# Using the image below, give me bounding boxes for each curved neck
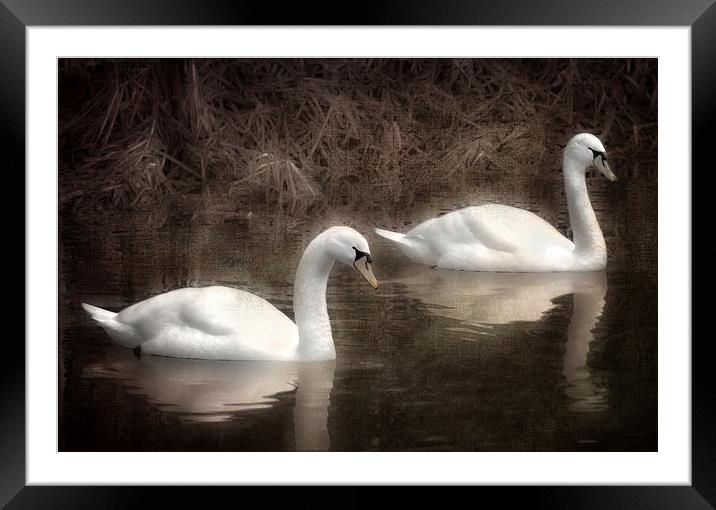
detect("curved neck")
[293,237,336,360]
[563,154,606,256]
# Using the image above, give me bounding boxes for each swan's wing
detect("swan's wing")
[410,204,572,253]
[117,286,297,347]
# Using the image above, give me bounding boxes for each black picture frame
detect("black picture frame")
[6,0,708,507]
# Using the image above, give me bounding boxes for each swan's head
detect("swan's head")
[565,133,617,182]
[321,226,378,289]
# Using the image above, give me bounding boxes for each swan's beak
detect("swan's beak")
[354,257,378,289]
[594,155,617,182]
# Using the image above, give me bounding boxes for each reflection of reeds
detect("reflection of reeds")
[59,58,657,224]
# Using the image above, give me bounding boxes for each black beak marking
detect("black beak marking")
[588,147,607,162]
[353,247,373,264]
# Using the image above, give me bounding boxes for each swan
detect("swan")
[81,226,378,361]
[375,133,617,272]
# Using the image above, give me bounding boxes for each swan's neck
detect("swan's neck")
[563,155,606,258]
[293,238,336,360]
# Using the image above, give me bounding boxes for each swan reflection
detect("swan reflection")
[83,349,334,450]
[389,267,608,412]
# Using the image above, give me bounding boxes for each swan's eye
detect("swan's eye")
[588,147,605,160]
[352,247,373,264]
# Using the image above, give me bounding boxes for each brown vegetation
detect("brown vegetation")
[59,58,657,225]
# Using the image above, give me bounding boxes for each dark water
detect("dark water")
[59,181,657,452]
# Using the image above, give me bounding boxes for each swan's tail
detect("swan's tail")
[374,228,407,244]
[82,303,117,322]
[82,303,141,348]
[374,228,431,264]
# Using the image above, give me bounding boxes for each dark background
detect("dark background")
[58,58,657,274]
[56,58,658,455]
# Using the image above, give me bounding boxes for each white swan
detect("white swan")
[82,226,378,361]
[375,133,617,272]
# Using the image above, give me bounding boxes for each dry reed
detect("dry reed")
[59,58,657,225]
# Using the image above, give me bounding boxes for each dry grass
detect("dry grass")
[59,58,657,225]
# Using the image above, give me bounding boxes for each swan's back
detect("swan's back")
[410,204,573,253]
[116,286,299,360]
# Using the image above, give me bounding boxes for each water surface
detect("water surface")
[59,209,657,451]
